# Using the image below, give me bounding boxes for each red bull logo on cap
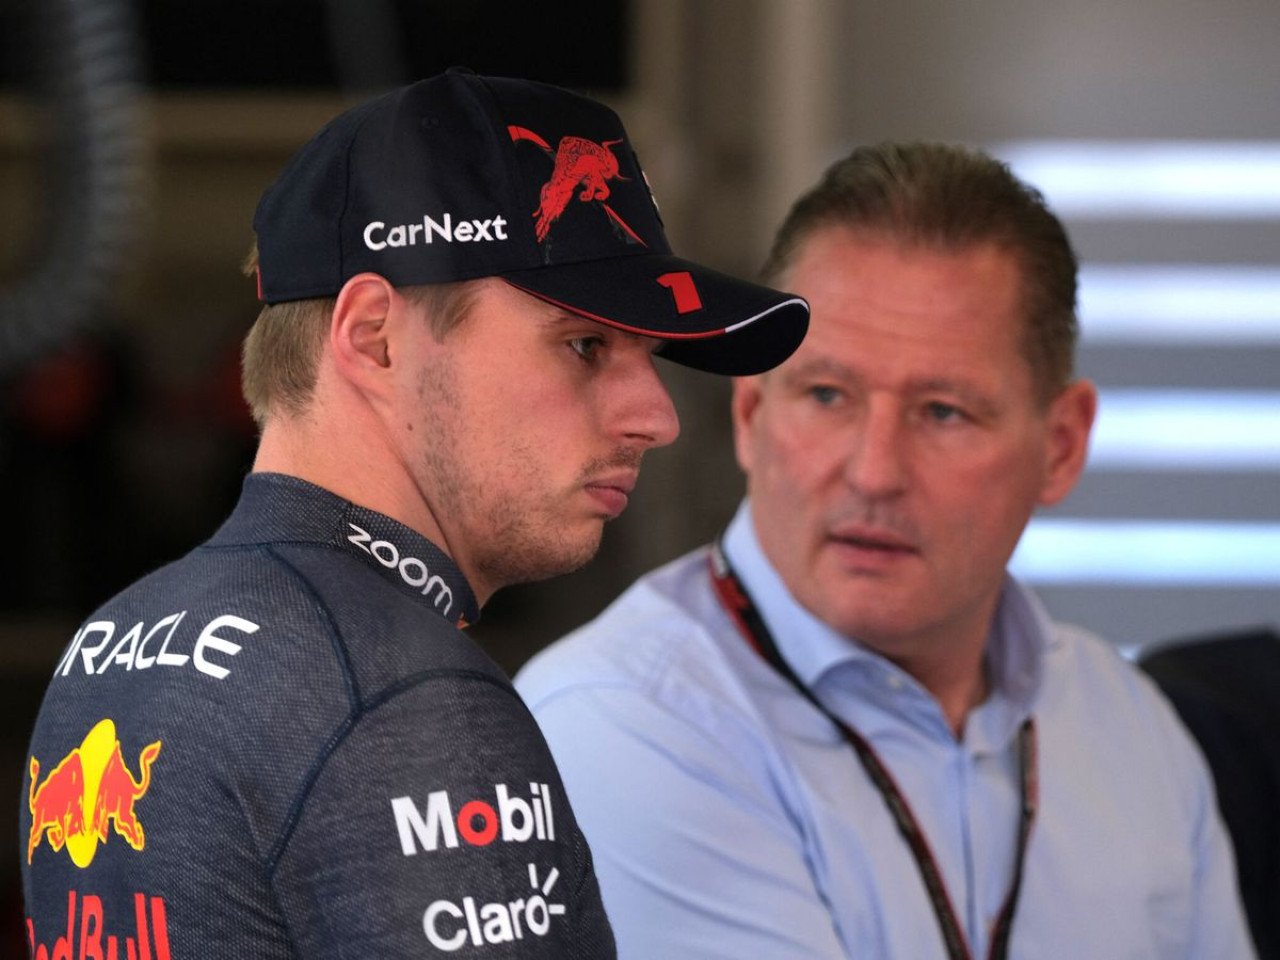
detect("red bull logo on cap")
[509,126,644,245]
[28,718,162,868]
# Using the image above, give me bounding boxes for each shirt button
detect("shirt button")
[886,674,904,690]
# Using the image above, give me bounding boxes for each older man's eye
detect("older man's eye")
[809,385,840,405]
[926,401,966,423]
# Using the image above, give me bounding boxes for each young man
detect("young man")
[518,142,1256,959]
[20,70,808,959]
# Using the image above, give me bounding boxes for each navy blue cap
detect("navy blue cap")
[252,69,808,376]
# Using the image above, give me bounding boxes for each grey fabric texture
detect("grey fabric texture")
[22,473,615,959]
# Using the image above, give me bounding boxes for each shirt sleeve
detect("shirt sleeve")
[268,673,616,959]
[526,683,850,960]
[1187,804,1260,960]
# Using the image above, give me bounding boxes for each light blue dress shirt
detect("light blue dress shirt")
[517,502,1255,959]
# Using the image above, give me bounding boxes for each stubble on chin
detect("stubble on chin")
[474,446,644,590]
[415,355,644,591]
[474,512,603,589]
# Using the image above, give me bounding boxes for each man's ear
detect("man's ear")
[329,273,395,391]
[1038,378,1098,507]
[730,375,765,475]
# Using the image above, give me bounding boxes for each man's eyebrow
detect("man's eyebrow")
[544,310,610,329]
[908,377,1002,413]
[543,312,666,350]
[781,357,858,382]
[535,310,599,334]
[778,362,1002,409]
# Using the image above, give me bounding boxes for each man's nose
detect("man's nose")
[618,353,680,450]
[843,402,907,497]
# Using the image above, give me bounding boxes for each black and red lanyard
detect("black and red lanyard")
[708,540,1038,960]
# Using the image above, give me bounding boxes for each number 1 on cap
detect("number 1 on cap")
[657,272,704,314]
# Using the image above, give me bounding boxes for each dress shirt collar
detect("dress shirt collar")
[721,500,1051,742]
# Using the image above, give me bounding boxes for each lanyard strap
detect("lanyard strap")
[708,541,1037,960]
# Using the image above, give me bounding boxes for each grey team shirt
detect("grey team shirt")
[21,473,615,959]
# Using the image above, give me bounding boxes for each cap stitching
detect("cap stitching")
[465,74,537,251]
[334,95,390,293]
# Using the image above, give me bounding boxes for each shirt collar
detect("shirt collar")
[209,473,481,628]
[721,500,1048,727]
[722,500,866,687]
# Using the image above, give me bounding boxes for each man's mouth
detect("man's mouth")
[583,472,637,519]
[827,526,918,560]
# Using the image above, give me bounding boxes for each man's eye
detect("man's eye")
[926,401,965,423]
[569,337,604,362]
[809,385,840,405]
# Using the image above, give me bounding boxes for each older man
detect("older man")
[518,142,1255,959]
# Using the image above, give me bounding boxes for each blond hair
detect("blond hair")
[239,241,475,428]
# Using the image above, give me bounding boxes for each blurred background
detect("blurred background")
[1,0,1277,953]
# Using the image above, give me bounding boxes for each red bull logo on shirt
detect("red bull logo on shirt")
[27,891,171,960]
[28,719,162,867]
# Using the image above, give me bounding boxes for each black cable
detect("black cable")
[0,0,149,376]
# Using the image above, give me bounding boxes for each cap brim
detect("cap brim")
[499,253,809,376]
